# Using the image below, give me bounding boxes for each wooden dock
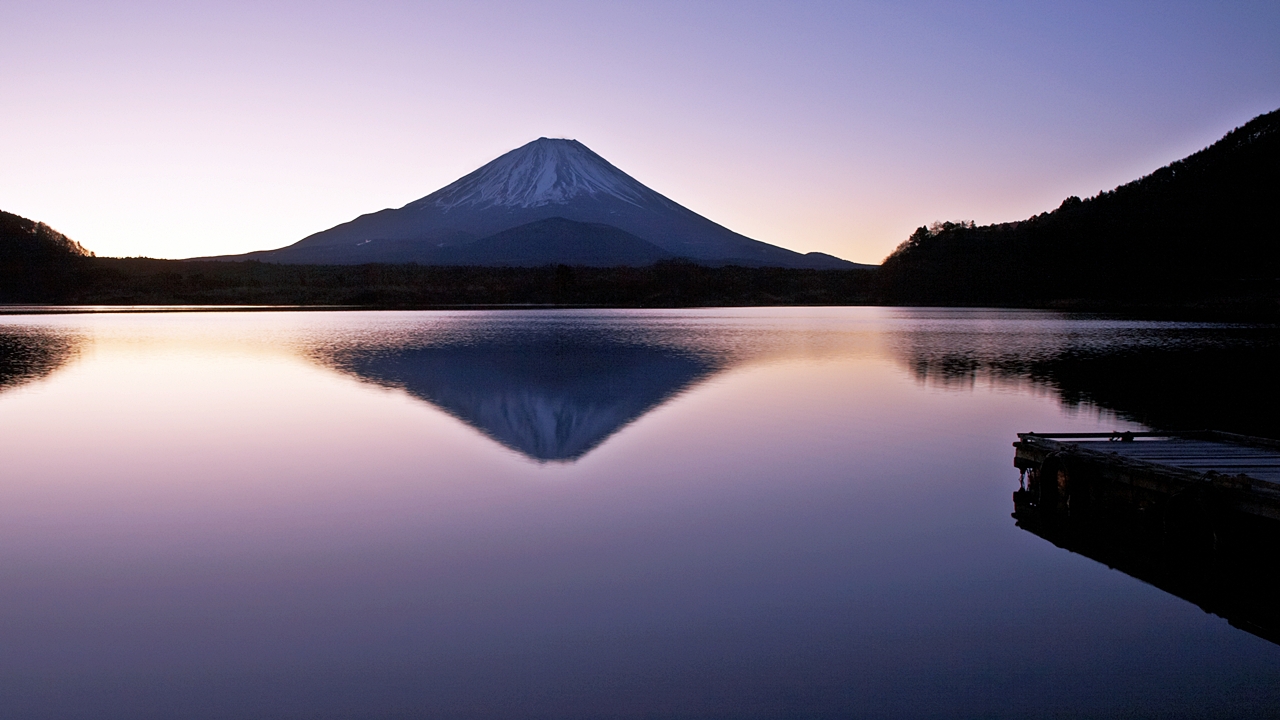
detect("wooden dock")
[1012,430,1280,645]
[1014,431,1280,522]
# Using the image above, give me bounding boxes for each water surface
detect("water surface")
[1,308,1277,718]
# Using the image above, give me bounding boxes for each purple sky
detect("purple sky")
[2,1,1277,264]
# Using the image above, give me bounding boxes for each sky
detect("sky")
[1,1,1278,264]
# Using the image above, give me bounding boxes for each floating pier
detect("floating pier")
[1012,430,1280,644]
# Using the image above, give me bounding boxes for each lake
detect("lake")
[1,307,1278,718]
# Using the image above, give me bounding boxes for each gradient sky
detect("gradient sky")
[2,1,1278,264]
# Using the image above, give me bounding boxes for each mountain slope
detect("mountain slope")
[439,217,672,267]
[878,108,1280,305]
[221,138,861,269]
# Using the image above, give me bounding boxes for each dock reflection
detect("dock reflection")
[1012,477,1280,646]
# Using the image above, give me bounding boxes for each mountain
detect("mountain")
[215,138,863,269]
[877,107,1280,306]
[404,217,672,267]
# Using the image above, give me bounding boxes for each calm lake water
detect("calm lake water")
[1,307,1278,719]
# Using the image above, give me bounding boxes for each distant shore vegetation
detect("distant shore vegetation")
[0,256,878,309]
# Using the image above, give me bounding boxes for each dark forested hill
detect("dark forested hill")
[878,108,1280,308]
[0,210,91,261]
[1,210,95,302]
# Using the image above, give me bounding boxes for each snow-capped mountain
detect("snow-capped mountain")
[216,138,864,269]
[417,138,656,210]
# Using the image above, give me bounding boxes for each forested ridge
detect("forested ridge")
[0,255,875,307]
[0,210,92,260]
[877,108,1280,309]
[0,210,97,301]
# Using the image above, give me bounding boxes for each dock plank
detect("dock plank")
[1015,431,1280,523]
[1016,431,1280,493]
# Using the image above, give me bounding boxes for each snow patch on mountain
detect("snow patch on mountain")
[408,138,655,210]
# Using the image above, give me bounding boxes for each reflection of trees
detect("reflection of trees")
[892,323,1280,438]
[0,325,82,393]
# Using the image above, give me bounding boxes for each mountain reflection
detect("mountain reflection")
[0,325,81,393]
[889,314,1280,438]
[312,319,732,461]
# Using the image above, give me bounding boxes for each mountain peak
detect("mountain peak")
[409,137,654,211]
[219,137,862,269]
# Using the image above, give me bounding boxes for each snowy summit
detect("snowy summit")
[416,138,655,210]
